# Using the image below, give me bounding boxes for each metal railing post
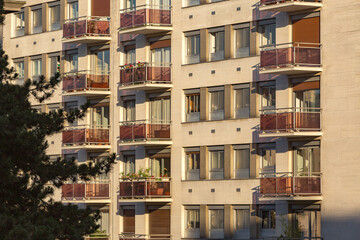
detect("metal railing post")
[293,43,296,66]
[293,107,296,131]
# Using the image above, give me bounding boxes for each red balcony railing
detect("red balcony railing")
[62,181,110,200]
[119,234,171,240]
[62,125,110,145]
[120,63,171,86]
[120,5,171,29]
[260,42,321,70]
[84,237,109,240]
[260,0,322,6]
[119,178,171,198]
[63,71,109,93]
[63,16,110,39]
[260,108,321,133]
[119,120,171,141]
[260,172,321,197]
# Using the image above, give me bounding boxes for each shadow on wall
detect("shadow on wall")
[322,214,360,240]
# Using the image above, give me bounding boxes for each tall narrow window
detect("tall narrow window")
[90,103,110,128]
[14,61,24,84]
[185,150,200,180]
[185,91,200,122]
[67,53,78,72]
[65,101,78,126]
[32,8,42,34]
[261,209,276,229]
[293,142,320,177]
[260,84,276,111]
[184,207,200,238]
[123,99,136,122]
[31,58,42,80]
[209,28,225,61]
[126,0,136,9]
[68,1,79,19]
[89,153,110,181]
[97,209,110,235]
[234,24,250,58]
[49,5,60,31]
[234,207,250,239]
[93,49,110,74]
[149,95,171,123]
[259,22,276,46]
[234,146,250,179]
[234,85,250,118]
[209,208,224,239]
[151,46,171,66]
[50,56,60,77]
[185,32,200,64]
[14,12,25,37]
[259,146,276,174]
[150,156,170,177]
[122,207,135,234]
[209,89,224,120]
[125,48,136,64]
[209,148,224,180]
[123,154,135,175]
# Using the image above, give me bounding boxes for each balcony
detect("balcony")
[119,178,171,201]
[119,63,172,90]
[62,71,110,96]
[260,42,322,75]
[119,120,171,146]
[84,237,109,240]
[63,16,111,43]
[119,234,171,240]
[260,108,321,138]
[62,181,110,203]
[62,125,111,149]
[260,172,322,201]
[119,5,172,34]
[259,0,322,13]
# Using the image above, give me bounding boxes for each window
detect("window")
[65,101,78,126]
[32,8,42,34]
[47,103,60,113]
[261,209,276,229]
[125,48,136,64]
[122,206,135,234]
[294,89,320,110]
[14,61,24,84]
[259,23,276,46]
[185,0,200,7]
[184,207,200,238]
[123,99,135,122]
[150,157,170,177]
[185,32,200,64]
[89,153,109,181]
[209,208,224,239]
[126,0,136,9]
[90,104,109,128]
[259,146,276,174]
[93,49,110,74]
[234,25,250,58]
[97,210,110,235]
[209,29,225,61]
[294,209,321,238]
[185,150,200,180]
[151,46,171,65]
[67,53,78,72]
[294,142,320,177]
[14,12,25,37]
[123,154,135,175]
[234,85,250,118]
[64,153,78,162]
[209,89,224,120]
[31,58,42,80]
[260,84,276,111]
[49,55,60,77]
[49,5,60,31]
[149,95,171,123]
[234,146,250,179]
[209,148,224,180]
[234,207,250,239]
[68,1,79,19]
[185,91,200,122]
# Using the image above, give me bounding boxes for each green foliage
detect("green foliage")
[279,215,303,239]
[0,46,115,239]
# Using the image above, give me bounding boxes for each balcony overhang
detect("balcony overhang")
[62,144,111,150]
[118,198,172,203]
[119,83,172,91]
[62,90,111,97]
[61,198,111,204]
[118,140,172,146]
[62,36,111,44]
[119,25,172,35]
[259,66,323,75]
[259,2,322,13]
[4,0,26,13]
[259,195,323,201]
[259,131,322,138]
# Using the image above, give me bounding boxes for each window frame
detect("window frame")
[14,11,25,37]
[49,4,60,31]
[209,148,224,180]
[185,150,200,180]
[209,88,224,120]
[234,84,250,119]
[208,28,225,61]
[233,145,250,179]
[185,31,200,64]
[31,7,43,34]
[185,91,200,122]
[233,24,250,58]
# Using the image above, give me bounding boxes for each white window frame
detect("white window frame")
[31,6,42,34]
[233,145,250,179]
[233,23,250,58]
[208,27,225,61]
[14,11,25,37]
[185,148,200,180]
[209,146,224,180]
[209,207,224,239]
[209,87,224,120]
[49,3,60,31]
[233,206,250,239]
[184,206,200,238]
[185,31,200,64]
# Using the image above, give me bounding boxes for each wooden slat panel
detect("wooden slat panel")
[149,208,170,234]
[293,81,320,91]
[292,17,320,44]
[123,209,135,233]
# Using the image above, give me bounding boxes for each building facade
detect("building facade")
[2,0,360,239]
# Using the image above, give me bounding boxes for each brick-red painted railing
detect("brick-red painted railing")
[62,126,110,145]
[62,182,110,199]
[63,71,109,92]
[63,16,110,39]
[260,0,322,5]
[119,178,171,198]
[120,63,171,86]
[119,120,171,141]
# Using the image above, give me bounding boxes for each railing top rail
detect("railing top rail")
[119,177,172,181]
[119,233,172,239]
[64,16,111,23]
[260,107,322,113]
[260,172,322,177]
[65,180,111,184]
[120,4,172,12]
[120,62,172,69]
[64,124,110,130]
[119,120,172,125]
[63,70,110,76]
[261,0,322,5]
[260,42,322,50]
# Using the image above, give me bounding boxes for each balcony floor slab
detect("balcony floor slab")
[118,140,172,146]
[259,131,322,138]
[62,144,112,150]
[259,2,322,12]
[62,36,111,44]
[62,90,111,97]
[61,199,112,204]
[119,26,172,35]
[259,196,322,201]
[118,198,172,203]
[119,83,172,91]
[259,66,323,75]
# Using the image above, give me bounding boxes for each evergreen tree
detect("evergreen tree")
[0,23,115,240]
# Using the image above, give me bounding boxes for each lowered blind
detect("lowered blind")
[150,40,171,50]
[149,208,170,235]
[123,209,135,233]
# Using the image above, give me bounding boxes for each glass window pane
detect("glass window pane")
[186,209,200,229]
[235,88,250,118]
[68,2,79,19]
[235,209,250,230]
[32,9,42,34]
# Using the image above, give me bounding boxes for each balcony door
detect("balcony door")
[293,80,320,112]
[90,101,109,128]
[149,95,171,123]
[151,40,171,66]
[294,143,320,177]
[294,209,321,239]
[89,152,109,181]
[92,49,110,75]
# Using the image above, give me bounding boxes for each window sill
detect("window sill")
[181,55,259,66]
[10,29,62,39]
[181,178,258,182]
[181,117,259,124]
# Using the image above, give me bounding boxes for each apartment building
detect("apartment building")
[2,0,360,239]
